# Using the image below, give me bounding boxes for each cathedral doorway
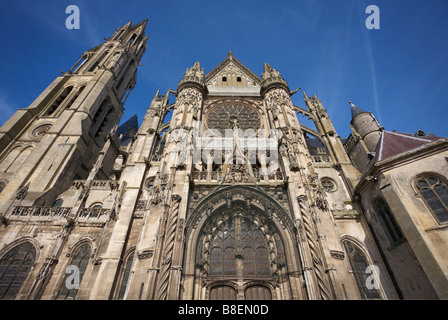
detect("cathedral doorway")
[182,186,305,300]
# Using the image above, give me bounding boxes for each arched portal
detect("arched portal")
[182,186,306,300]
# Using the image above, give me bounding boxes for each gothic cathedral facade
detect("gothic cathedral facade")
[0,21,447,300]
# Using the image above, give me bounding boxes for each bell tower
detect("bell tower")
[0,19,149,214]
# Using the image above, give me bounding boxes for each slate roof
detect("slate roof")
[117,114,138,146]
[370,131,446,164]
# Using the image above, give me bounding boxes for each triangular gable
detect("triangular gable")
[205,52,262,96]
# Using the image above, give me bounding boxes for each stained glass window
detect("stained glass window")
[56,243,91,300]
[415,175,448,223]
[208,217,270,277]
[117,251,134,300]
[0,242,36,300]
[343,240,381,300]
[207,105,261,131]
[374,198,404,244]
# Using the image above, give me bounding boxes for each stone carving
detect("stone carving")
[261,63,282,80]
[176,87,202,113]
[15,183,30,200]
[223,164,251,184]
[297,195,332,300]
[154,194,182,300]
[32,125,52,138]
[150,185,165,205]
[137,249,154,259]
[330,250,345,260]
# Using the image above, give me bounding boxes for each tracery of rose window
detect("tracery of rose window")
[206,105,261,131]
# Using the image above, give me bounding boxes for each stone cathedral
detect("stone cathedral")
[0,20,447,301]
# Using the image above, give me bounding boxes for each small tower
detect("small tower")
[349,101,382,152]
[343,101,383,173]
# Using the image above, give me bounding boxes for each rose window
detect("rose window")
[206,105,261,131]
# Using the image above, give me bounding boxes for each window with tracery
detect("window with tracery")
[321,178,336,193]
[116,251,134,300]
[374,198,404,244]
[209,216,271,277]
[207,105,261,132]
[415,174,448,223]
[343,240,381,300]
[0,242,36,300]
[56,243,91,300]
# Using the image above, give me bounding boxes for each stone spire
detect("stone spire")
[260,62,289,95]
[177,61,207,94]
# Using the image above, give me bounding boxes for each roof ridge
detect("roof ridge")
[386,130,442,142]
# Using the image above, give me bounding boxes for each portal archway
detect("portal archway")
[182,186,305,300]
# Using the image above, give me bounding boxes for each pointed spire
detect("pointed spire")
[178,61,207,93]
[260,62,289,95]
[303,90,308,99]
[350,101,367,119]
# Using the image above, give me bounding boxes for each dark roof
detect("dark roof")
[117,114,138,146]
[350,102,367,119]
[371,131,446,164]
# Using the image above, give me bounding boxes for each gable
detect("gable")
[205,52,261,96]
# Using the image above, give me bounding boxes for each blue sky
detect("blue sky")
[0,0,447,139]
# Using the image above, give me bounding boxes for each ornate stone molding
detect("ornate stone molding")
[330,250,345,260]
[137,249,154,260]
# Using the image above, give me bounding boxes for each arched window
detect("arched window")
[374,198,404,244]
[46,86,73,116]
[116,250,134,300]
[91,99,112,137]
[129,34,137,44]
[415,174,448,223]
[113,29,125,41]
[342,240,381,300]
[88,50,109,72]
[209,217,271,277]
[0,242,36,300]
[64,86,85,109]
[56,243,91,300]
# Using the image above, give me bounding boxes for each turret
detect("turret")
[350,101,382,152]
